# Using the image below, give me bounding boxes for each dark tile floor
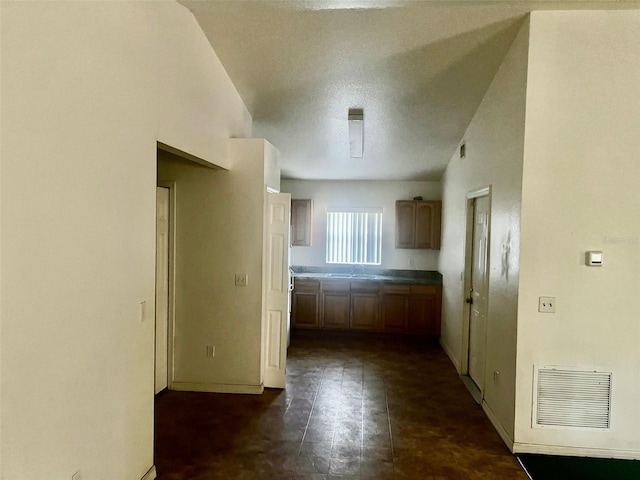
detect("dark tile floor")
[155,334,528,479]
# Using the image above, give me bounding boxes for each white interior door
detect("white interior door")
[468,194,490,390]
[263,192,291,389]
[155,187,170,394]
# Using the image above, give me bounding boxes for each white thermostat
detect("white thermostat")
[585,251,603,266]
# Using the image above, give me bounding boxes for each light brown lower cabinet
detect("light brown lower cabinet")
[408,285,441,335]
[350,281,380,330]
[380,284,410,332]
[320,280,350,330]
[292,277,441,336]
[291,279,320,329]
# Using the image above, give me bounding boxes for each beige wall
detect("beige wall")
[438,19,529,442]
[514,10,640,457]
[0,1,250,478]
[158,139,274,393]
[281,180,441,270]
[264,142,282,193]
[441,9,640,459]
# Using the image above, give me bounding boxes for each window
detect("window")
[326,207,382,265]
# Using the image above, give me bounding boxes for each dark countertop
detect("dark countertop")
[292,266,442,285]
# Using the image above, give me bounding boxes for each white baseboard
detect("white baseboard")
[439,338,461,373]
[172,382,264,395]
[482,400,514,451]
[141,465,156,480]
[512,442,640,461]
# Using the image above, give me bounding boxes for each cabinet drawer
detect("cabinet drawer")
[350,281,380,293]
[410,285,438,295]
[294,279,320,292]
[381,284,410,295]
[321,280,351,292]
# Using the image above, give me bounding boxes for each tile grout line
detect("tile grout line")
[324,360,345,476]
[384,370,397,479]
[360,357,365,478]
[297,362,323,458]
[328,362,339,466]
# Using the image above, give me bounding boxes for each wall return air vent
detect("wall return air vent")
[533,367,612,430]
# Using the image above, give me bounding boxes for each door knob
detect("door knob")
[465,297,473,304]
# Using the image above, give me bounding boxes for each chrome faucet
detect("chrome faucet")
[350,264,365,276]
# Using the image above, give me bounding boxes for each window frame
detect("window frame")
[325,207,383,265]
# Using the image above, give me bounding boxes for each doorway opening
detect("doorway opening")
[460,186,491,404]
[155,183,175,394]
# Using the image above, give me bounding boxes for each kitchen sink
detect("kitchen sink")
[326,273,378,279]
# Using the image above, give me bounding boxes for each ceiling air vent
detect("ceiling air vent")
[533,367,612,430]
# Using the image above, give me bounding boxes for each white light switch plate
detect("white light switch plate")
[235,274,248,286]
[538,296,556,313]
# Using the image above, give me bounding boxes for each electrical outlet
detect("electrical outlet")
[538,296,556,313]
[235,274,248,286]
[206,345,215,358]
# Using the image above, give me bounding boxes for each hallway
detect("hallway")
[155,334,528,479]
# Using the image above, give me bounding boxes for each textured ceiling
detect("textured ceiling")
[180,0,639,181]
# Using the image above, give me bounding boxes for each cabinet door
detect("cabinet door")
[351,293,379,331]
[395,201,416,248]
[380,285,410,332]
[415,201,441,250]
[408,285,441,335]
[292,280,320,329]
[321,281,350,330]
[291,199,313,246]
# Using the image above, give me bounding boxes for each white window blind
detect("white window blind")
[326,208,382,265]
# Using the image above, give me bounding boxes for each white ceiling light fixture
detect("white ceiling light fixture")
[299,0,405,11]
[348,108,364,158]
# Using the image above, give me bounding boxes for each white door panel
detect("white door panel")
[263,192,291,388]
[468,195,490,390]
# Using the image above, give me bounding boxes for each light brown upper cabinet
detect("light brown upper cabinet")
[395,200,442,250]
[291,199,313,246]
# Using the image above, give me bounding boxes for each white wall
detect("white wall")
[0,1,250,478]
[158,139,274,393]
[438,19,529,442]
[281,180,441,270]
[264,141,281,193]
[514,10,640,457]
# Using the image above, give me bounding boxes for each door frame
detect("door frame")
[460,186,492,396]
[157,181,177,391]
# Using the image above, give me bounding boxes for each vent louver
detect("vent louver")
[534,367,612,430]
